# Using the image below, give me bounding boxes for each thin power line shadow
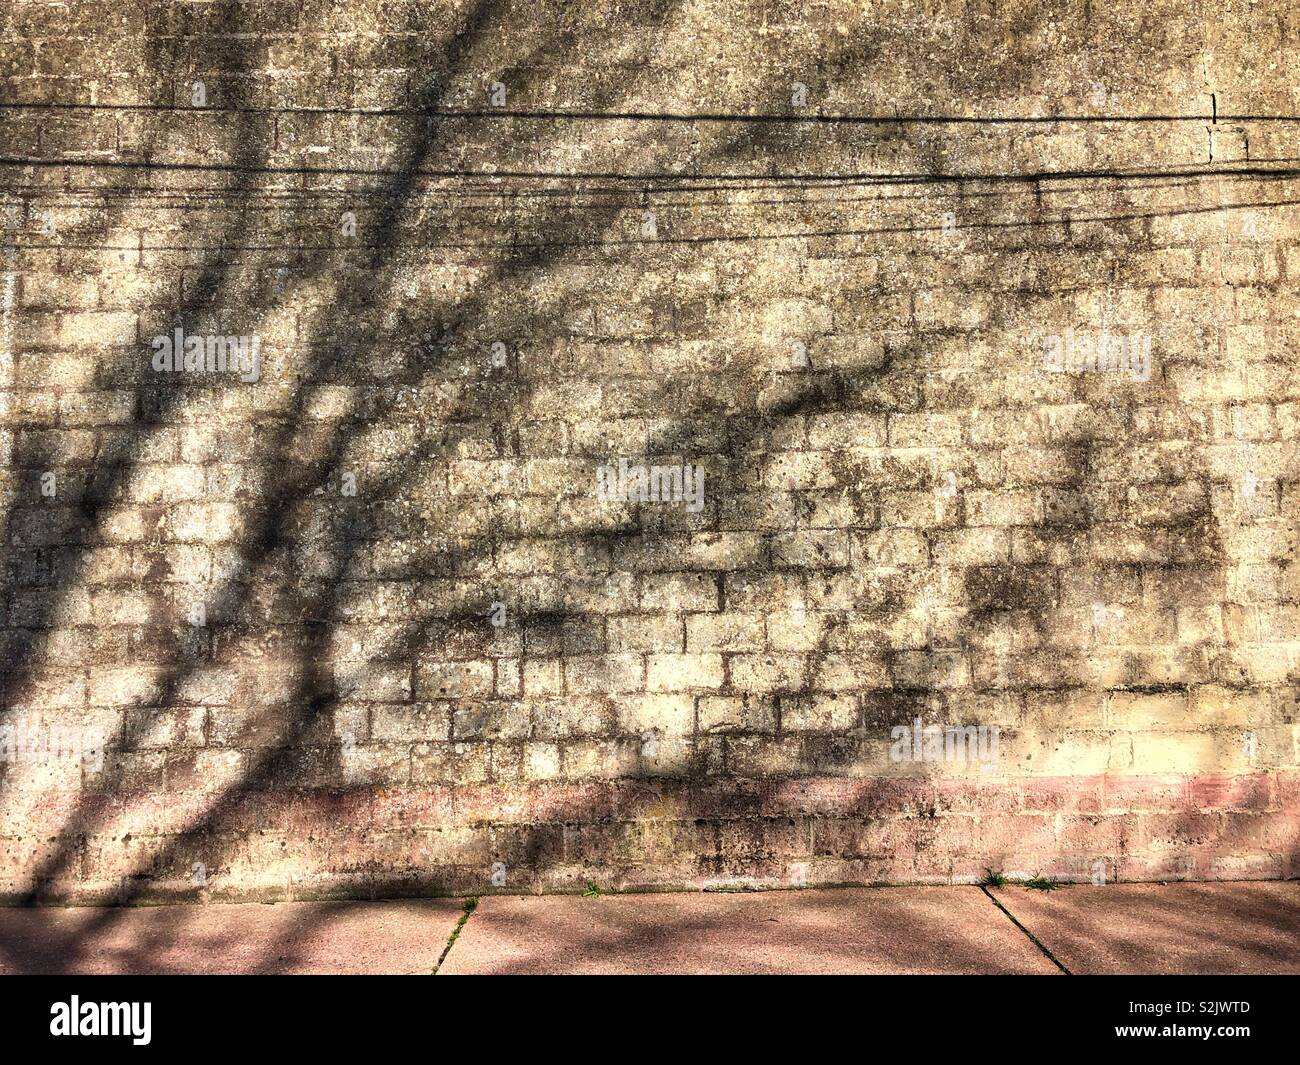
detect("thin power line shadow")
[5,155,1300,188]
[0,174,1240,212]
[10,193,1296,254]
[4,101,1300,125]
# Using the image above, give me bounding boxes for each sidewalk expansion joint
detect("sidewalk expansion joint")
[980,886,1072,975]
[432,897,479,974]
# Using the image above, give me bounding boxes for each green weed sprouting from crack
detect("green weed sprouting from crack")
[432,897,479,974]
[581,881,602,897]
[1023,875,1058,892]
[980,869,1007,888]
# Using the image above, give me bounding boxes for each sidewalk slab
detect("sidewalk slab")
[991,882,1300,975]
[0,899,466,975]
[438,887,1060,974]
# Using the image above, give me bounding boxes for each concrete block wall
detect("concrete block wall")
[0,0,1297,901]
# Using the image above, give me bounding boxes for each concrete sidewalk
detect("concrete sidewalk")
[1,882,1296,975]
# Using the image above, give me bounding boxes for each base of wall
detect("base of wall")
[4,770,1297,904]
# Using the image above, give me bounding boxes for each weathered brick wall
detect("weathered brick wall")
[1,0,1297,902]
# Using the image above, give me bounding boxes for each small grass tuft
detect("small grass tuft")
[980,869,1007,888]
[432,897,478,974]
[1024,875,1058,892]
[581,881,602,897]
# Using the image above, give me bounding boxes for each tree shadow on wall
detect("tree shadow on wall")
[0,0,1297,974]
